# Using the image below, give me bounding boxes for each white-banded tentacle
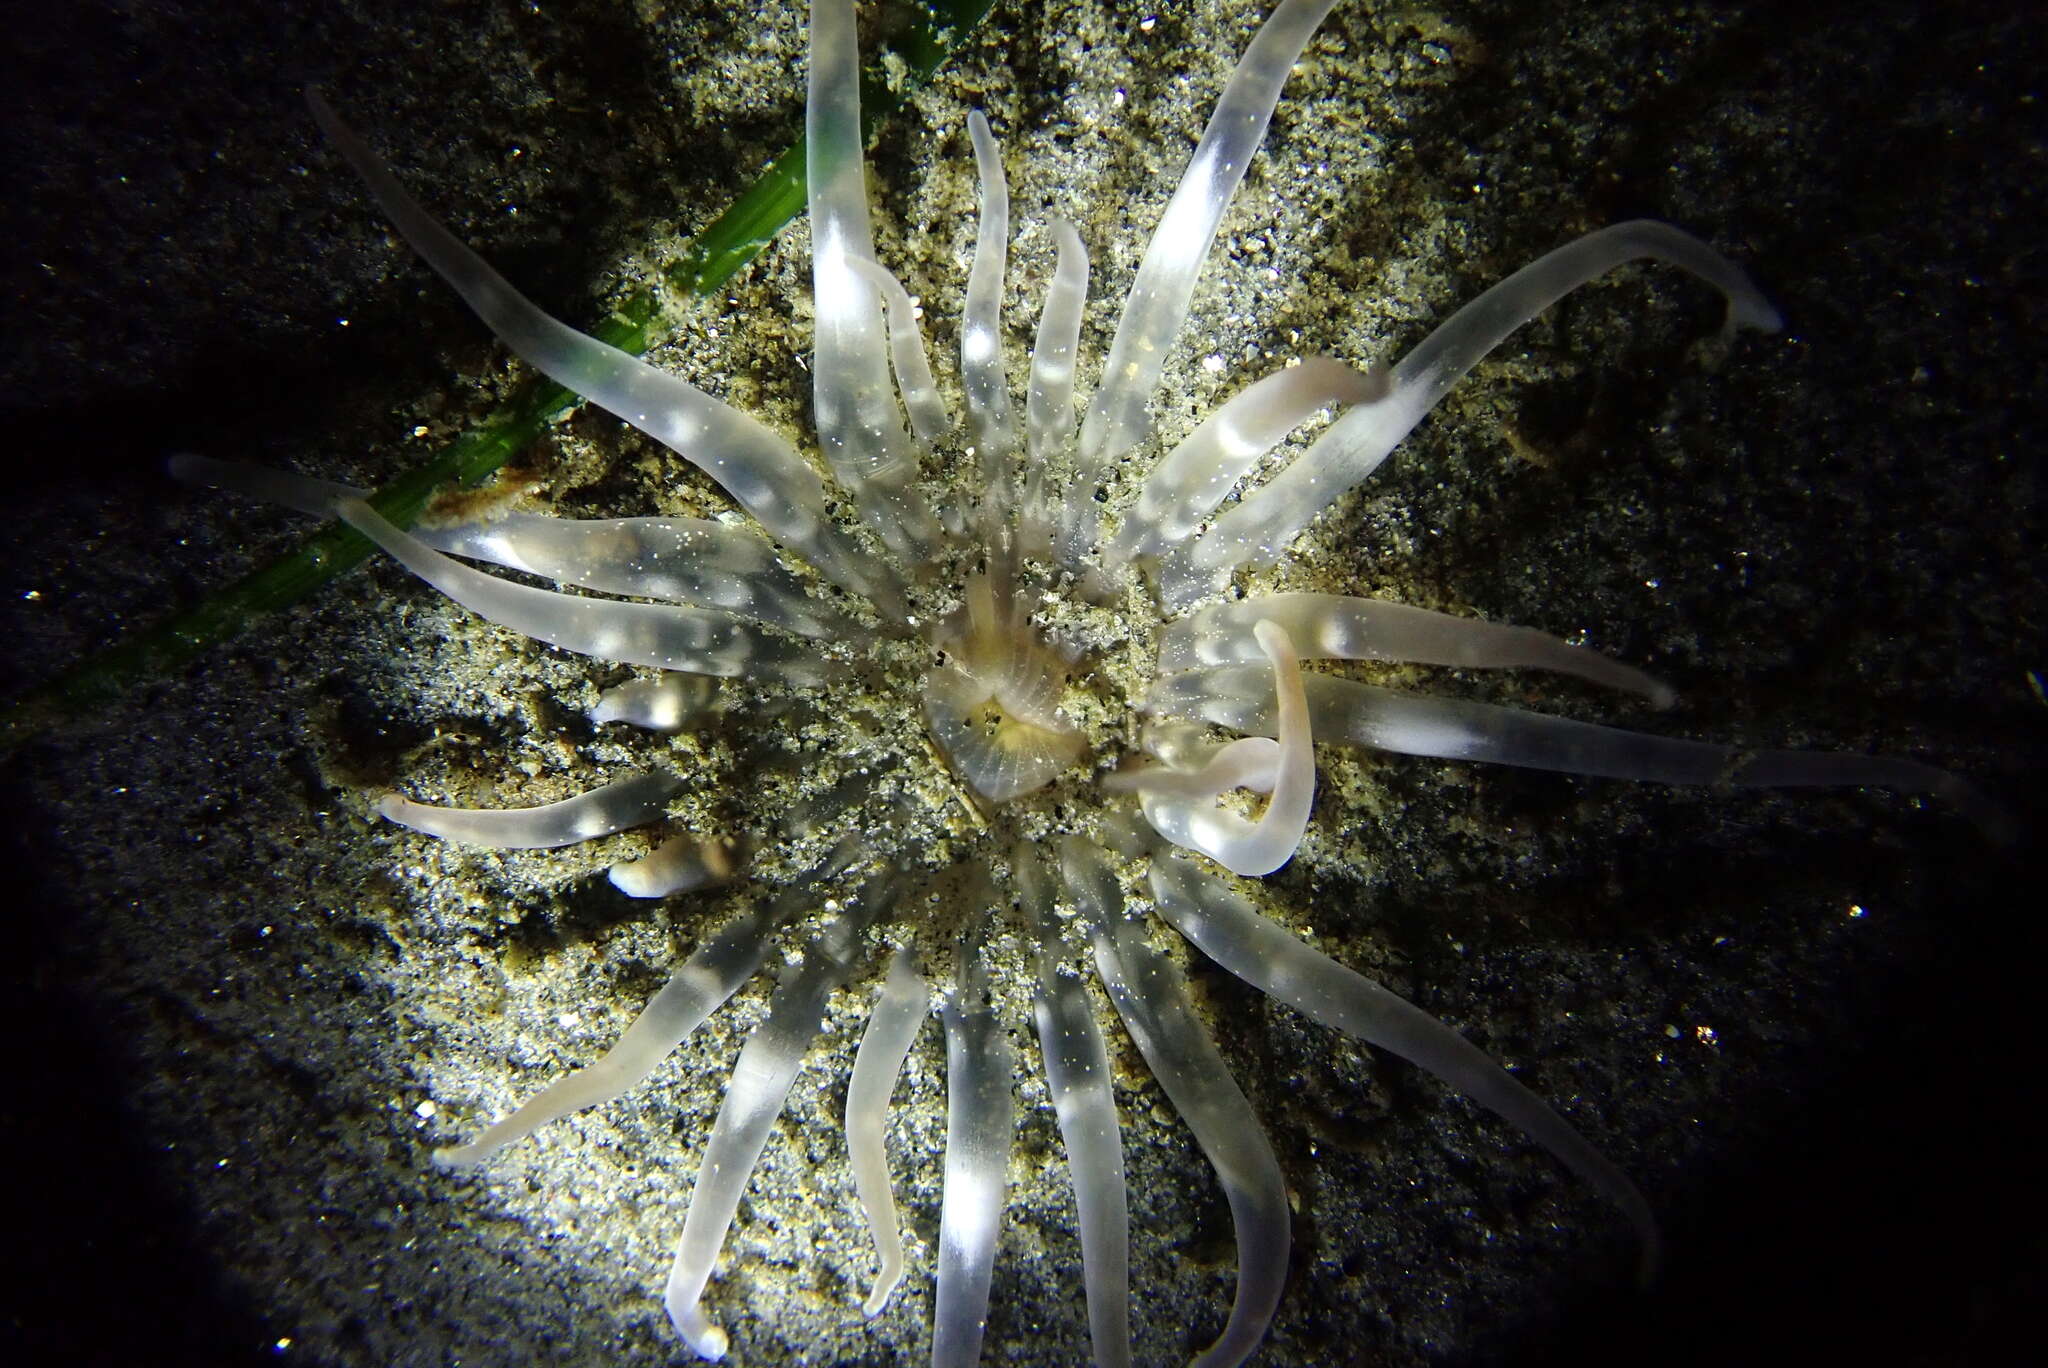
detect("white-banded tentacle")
[170,455,846,640]
[1109,357,1385,563]
[430,516,845,640]
[963,110,1020,494]
[303,93,897,615]
[1153,666,2010,837]
[934,924,1015,1368]
[1061,839,1287,1368]
[1017,847,1131,1368]
[845,942,930,1318]
[1171,221,1783,604]
[1071,0,1345,560]
[333,497,834,684]
[1150,854,1661,1282]
[806,0,937,562]
[376,770,680,850]
[1160,592,1675,707]
[846,255,951,443]
[432,888,791,1168]
[1025,219,1089,467]
[664,873,892,1360]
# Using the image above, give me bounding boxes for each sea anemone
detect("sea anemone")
[164,0,2008,1362]
[16,2,2031,1368]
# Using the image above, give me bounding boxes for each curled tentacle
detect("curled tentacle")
[1122,620,1314,875]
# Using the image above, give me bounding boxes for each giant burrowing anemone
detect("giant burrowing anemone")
[176,0,2003,1363]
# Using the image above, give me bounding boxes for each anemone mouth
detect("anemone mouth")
[922,571,1091,803]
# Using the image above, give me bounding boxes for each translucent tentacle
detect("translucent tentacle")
[1076,0,1344,489]
[1154,666,2007,835]
[167,451,389,523]
[433,889,785,1167]
[806,0,936,560]
[170,454,847,640]
[1109,358,1386,563]
[1018,848,1131,1368]
[333,497,833,683]
[933,931,1016,1368]
[1159,592,1675,707]
[846,943,931,1317]
[1105,735,1280,802]
[847,256,951,443]
[1149,855,1661,1283]
[1172,221,1782,602]
[376,770,681,850]
[609,834,734,899]
[664,876,890,1360]
[963,110,1020,489]
[1026,219,1090,466]
[591,673,718,732]
[304,92,896,612]
[430,515,845,640]
[1066,839,1286,1368]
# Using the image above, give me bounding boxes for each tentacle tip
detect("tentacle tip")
[429,1143,479,1170]
[304,87,347,140]
[1721,294,1784,340]
[1939,776,2023,846]
[667,1300,729,1362]
[1647,682,1679,712]
[1220,851,1289,878]
[1634,1232,1665,1291]
[1622,1198,1666,1290]
[859,1263,905,1318]
[1971,798,2025,849]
